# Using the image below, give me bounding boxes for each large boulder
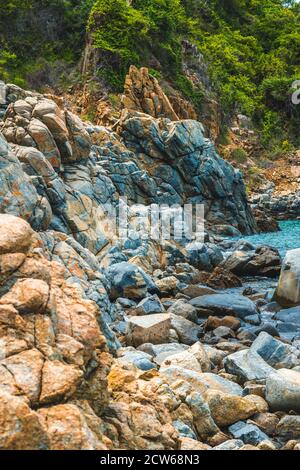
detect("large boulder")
[222,246,281,278]
[0,214,33,254]
[266,369,300,412]
[274,249,300,307]
[251,332,300,369]
[224,349,274,382]
[126,314,172,347]
[190,293,258,319]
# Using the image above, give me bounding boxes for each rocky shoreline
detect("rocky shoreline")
[0,71,300,451]
[251,187,300,222]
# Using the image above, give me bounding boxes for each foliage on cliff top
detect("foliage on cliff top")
[0,0,299,149]
[87,0,300,148]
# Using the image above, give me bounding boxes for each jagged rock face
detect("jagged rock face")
[0,214,182,450]
[122,65,197,122]
[0,214,113,449]
[118,109,256,233]
[0,83,256,249]
[122,65,180,121]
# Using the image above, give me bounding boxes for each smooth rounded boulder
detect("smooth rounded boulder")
[190,293,258,319]
[0,278,50,314]
[274,249,300,307]
[266,369,300,412]
[0,214,33,254]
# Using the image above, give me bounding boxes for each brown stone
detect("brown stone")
[179,437,211,450]
[0,278,49,314]
[3,349,44,404]
[205,315,241,332]
[0,390,49,450]
[38,403,107,450]
[0,214,33,254]
[39,360,83,404]
[205,389,257,427]
[126,314,171,347]
[207,267,242,289]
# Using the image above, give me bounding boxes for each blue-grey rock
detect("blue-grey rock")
[228,421,269,445]
[116,298,137,308]
[190,293,258,319]
[117,349,156,371]
[251,332,300,369]
[170,314,202,345]
[168,299,198,322]
[266,368,300,412]
[135,295,164,315]
[251,323,280,337]
[105,262,157,300]
[173,420,197,440]
[274,306,300,325]
[224,349,274,382]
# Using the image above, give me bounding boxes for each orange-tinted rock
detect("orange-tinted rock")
[38,403,108,450]
[40,360,83,405]
[205,389,258,427]
[0,391,49,450]
[205,315,241,332]
[3,349,44,405]
[0,214,33,255]
[0,278,49,314]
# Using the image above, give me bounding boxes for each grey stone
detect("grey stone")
[224,349,274,382]
[168,299,198,322]
[173,420,197,440]
[251,332,300,369]
[228,421,269,445]
[170,314,202,345]
[117,348,156,371]
[266,368,300,412]
[276,415,300,439]
[105,262,157,300]
[190,293,258,319]
[222,246,281,278]
[135,295,164,315]
[274,306,300,325]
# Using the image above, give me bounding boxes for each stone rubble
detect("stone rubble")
[0,72,299,450]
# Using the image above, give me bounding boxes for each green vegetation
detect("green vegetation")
[0,1,94,88]
[231,148,248,164]
[0,0,300,151]
[88,0,300,150]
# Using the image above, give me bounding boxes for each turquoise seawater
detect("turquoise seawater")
[241,220,300,257]
[223,220,300,296]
